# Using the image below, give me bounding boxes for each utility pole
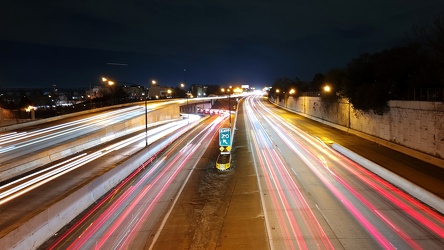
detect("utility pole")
[145,85,148,147]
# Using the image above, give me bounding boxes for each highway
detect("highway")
[0,106,145,163]
[0,102,174,183]
[1,95,443,249]
[42,115,229,249]
[244,95,444,249]
[0,98,208,248]
[0,110,203,236]
[0,117,198,206]
[0,98,198,167]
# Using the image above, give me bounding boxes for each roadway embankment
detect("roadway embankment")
[0,105,179,182]
[0,117,203,250]
[333,143,444,215]
[0,103,138,132]
[271,99,444,217]
[273,100,444,199]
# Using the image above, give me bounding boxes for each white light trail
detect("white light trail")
[0,117,195,205]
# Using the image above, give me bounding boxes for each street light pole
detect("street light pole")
[181,82,190,123]
[184,69,187,89]
[145,84,148,147]
[229,86,233,128]
[284,91,287,108]
[228,92,231,128]
[287,88,295,109]
[348,99,351,128]
[89,83,92,110]
[145,80,157,146]
[186,93,190,124]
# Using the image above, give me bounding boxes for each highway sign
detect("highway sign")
[219,128,231,147]
[219,145,231,154]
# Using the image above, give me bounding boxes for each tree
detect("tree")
[411,16,444,71]
[325,68,346,93]
[321,68,346,104]
[409,16,444,91]
[343,53,390,115]
[206,85,221,96]
[173,87,186,98]
[19,95,33,109]
[311,73,325,91]
[112,86,129,99]
[340,43,434,114]
[270,77,297,100]
[272,16,444,113]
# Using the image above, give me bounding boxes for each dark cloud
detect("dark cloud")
[1,1,444,88]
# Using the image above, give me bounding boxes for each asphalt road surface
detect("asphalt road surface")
[153,96,443,249]
[32,96,444,249]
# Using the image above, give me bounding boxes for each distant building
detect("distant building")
[86,85,113,99]
[149,85,172,99]
[190,85,208,98]
[0,87,86,108]
[123,85,145,100]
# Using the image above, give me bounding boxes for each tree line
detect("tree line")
[272,17,444,115]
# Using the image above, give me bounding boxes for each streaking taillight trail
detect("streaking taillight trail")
[246,98,334,249]
[244,95,444,249]
[49,116,228,249]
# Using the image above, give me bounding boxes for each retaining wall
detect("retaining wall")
[0,110,193,250]
[0,126,186,249]
[333,143,444,214]
[279,96,444,168]
[0,105,180,182]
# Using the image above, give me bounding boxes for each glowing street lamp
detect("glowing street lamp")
[323,85,331,92]
[233,87,242,94]
[181,84,190,122]
[285,89,296,108]
[101,77,115,86]
[145,80,158,147]
[25,105,34,112]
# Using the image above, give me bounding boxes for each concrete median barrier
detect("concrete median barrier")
[332,143,444,214]
[0,117,201,249]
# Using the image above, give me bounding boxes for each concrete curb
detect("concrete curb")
[332,143,444,215]
[0,103,140,132]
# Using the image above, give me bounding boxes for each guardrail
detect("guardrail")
[332,143,444,214]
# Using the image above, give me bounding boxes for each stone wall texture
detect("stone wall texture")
[280,96,444,160]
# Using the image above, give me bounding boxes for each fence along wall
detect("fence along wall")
[280,96,444,166]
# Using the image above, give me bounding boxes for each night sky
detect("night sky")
[1,1,444,89]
